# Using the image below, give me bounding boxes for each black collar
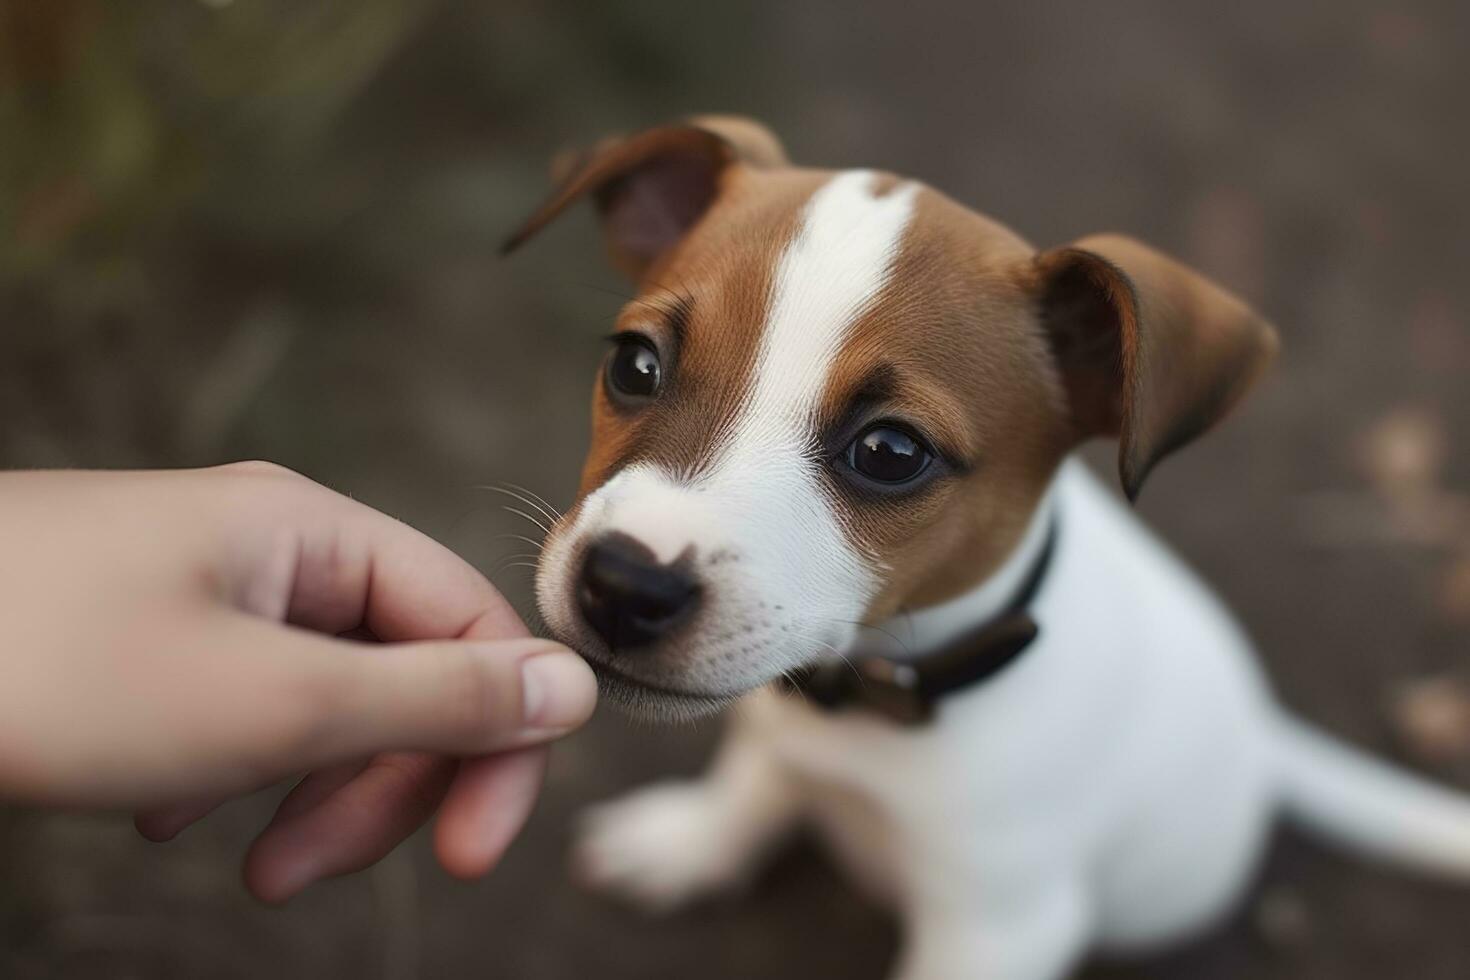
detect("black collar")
[781,518,1058,725]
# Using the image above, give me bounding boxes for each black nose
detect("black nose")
[577,533,700,651]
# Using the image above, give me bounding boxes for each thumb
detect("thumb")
[329,636,598,761]
[211,612,597,782]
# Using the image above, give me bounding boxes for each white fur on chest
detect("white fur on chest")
[741,460,1278,940]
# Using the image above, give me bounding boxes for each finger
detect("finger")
[243,752,454,904]
[132,756,368,842]
[211,464,531,643]
[433,747,548,880]
[135,795,227,842]
[270,759,368,823]
[419,598,570,880]
[245,755,434,897]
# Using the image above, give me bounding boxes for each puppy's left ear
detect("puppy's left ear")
[1032,234,1279,500]
[500,115,787,280]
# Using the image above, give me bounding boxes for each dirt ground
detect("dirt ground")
[4,1,1470,977]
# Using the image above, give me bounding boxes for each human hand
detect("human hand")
[0,461,595,901]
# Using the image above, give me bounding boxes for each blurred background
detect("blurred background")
[3,1,1470,977]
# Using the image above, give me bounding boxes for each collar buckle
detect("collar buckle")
[782,517,1058,726]
[782,658,933,725]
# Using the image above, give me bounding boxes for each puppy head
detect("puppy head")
[504,116,1278,719]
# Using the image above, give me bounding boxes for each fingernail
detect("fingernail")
[520,648,596,732]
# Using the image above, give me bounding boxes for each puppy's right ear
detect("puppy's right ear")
[1031,234,1279,501]
[500,115,787,281]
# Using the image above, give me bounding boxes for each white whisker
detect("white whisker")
[491,560,541,576]
[785,625,866,686]
[501,504,553,536]
[500,481,564,521]
[479,484,562,528]
[494,532,546,552]
[810,616,912,658]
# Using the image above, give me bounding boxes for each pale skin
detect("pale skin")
[0,461,597,903]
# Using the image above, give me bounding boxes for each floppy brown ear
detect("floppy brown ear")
[500,115,787,280]
[1033,234,1279,500]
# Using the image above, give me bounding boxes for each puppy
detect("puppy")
[503,116,1470,980]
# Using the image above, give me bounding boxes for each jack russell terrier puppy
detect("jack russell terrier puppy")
[502,116,1470,980]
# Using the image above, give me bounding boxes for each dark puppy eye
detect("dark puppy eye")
[847,425,932,484]
[605,339,661,402]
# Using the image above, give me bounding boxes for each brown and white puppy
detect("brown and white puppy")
[510,116,1268,713]
[505,117,1470,980]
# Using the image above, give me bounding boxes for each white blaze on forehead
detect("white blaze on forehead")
[685,170,919,612]
[719,170,920,463]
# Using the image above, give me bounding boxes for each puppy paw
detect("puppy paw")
[571,782,751,913]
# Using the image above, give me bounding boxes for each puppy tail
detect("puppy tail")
[1274,712,1470,879]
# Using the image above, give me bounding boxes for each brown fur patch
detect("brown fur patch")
[577,168,829,493]
[817,185,1075,616]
